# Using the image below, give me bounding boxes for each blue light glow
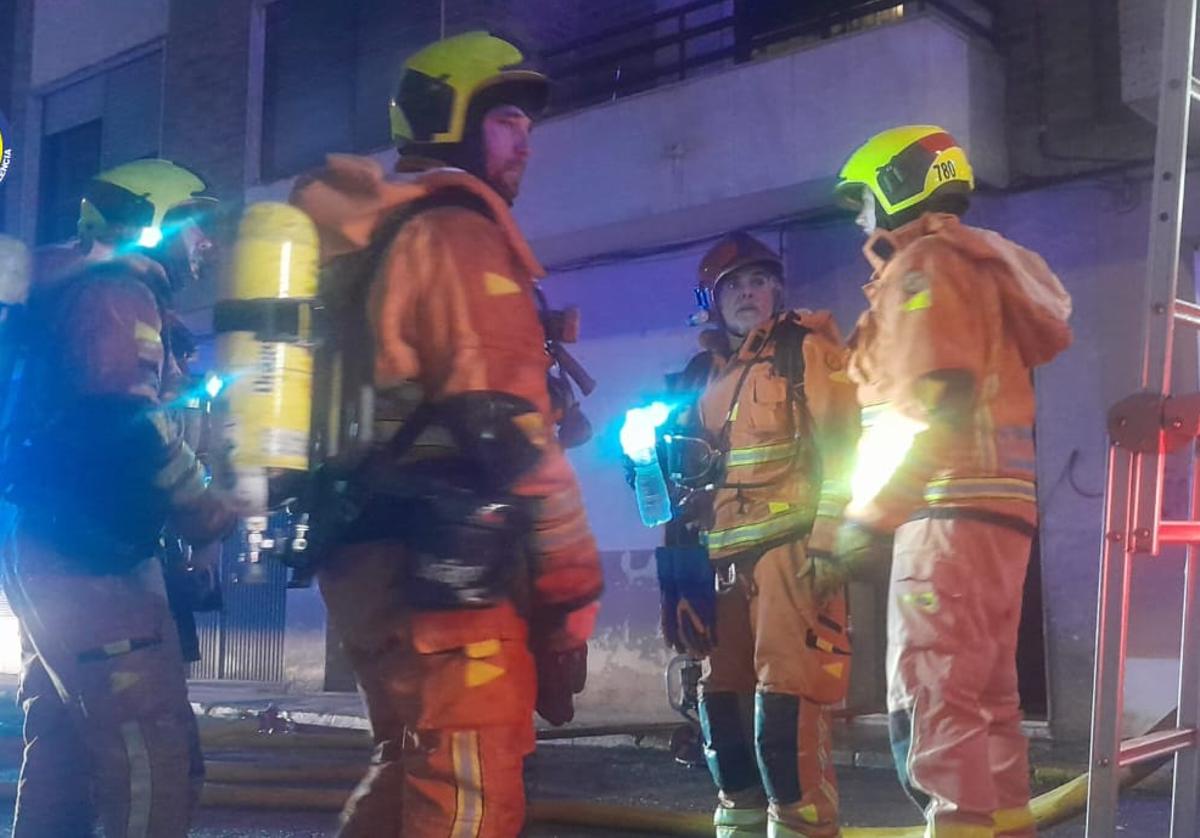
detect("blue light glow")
[137,226,163,248]
[205,374,226,399]
[619,401,673,462]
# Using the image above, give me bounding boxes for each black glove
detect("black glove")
[656,546,716,656]
[535,645,588,726]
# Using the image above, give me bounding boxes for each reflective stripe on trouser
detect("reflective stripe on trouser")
[3,529,195,838]
[318,543,537,838]
[700,543,844,838]
[886,516,1033,835]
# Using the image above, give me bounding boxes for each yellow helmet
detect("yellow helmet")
[389,31,549,147]
[78,158,215,245]
[834,125,975,217]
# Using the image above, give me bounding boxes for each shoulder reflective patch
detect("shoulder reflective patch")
[900,270,932,312]
[134,320,162,346]
[903,289,932,312]
[768,501,791,515]
[484,272,521,296]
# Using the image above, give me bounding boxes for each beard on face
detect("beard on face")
[491,159,525,201]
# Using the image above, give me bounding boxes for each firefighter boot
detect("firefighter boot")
[755,693,841,838]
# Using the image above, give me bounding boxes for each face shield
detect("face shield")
[154,201,219,291]
[856,187,878,236]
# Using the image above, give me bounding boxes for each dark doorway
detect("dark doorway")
[1017,531,1049,719]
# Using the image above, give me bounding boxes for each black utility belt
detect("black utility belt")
[330,491,533,612]
[709,523,814,575]
[909,506,1037,538]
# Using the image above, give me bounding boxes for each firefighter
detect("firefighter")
[79,159,227,664]
[1,159,236,837]
[289,31,602,837]
[652,233,858,838]
[815,126,1073,837]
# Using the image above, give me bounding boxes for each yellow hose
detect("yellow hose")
[204,760,364,785]
[199,719,368,751]
[0,749,1160,835]
[199,717,677,748]
[201,783,348,812]
[190,754,1164,837]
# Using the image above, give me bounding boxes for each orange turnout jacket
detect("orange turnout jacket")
[696,309,860,560]
[293,154,603,638]
[846,212,1072,534]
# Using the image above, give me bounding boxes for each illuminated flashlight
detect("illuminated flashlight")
[204,373,226,400]
[620,401,673,464]
[138,226,163,248]
[848,408,926,512]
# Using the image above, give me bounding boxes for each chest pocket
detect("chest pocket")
[745,370,790,436]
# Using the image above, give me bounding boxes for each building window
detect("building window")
[38,121,101,245]
[735,0,910,58]
[260,0,439,181]
[36,50,163,244]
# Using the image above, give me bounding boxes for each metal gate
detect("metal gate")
[189,539,288,682]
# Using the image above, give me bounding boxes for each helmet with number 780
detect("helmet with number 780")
[834,125,975,218]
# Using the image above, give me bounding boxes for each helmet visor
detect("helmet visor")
[397,70,456,143]
[83,179,155,234]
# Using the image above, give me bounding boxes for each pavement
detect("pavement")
[186,679,1097,778]
[178,679,1177,836]
[189,680,371,732]
[0,676,1173,835]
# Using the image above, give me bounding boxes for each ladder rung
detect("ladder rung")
[1175,299,1200,326]
[1191,76,1200,100]
[1157,520,1200,543]
[1118,727,1196,767]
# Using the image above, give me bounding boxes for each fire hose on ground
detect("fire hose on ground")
[193,760,1161,836]
[182,711,1178,835]
[0,768,1162,837]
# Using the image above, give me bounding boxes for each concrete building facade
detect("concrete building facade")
[0,0,1190,745]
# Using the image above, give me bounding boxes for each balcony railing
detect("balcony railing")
[542,0,997,115]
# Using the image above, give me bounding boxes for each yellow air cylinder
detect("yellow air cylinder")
[215,202,319,515]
